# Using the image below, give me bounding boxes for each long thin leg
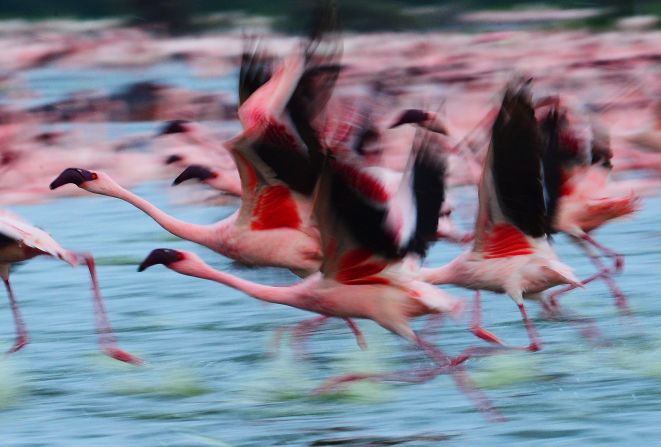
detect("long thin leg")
[80,253,142,365]
[3,278,29,355]
[343,318,367,350]
[582,234,624,273]
[581,242,630,315]
[548,240,630,315]
[519,304,541,352]
[290,315,329,357]
[314,333,502,421]
[470,290,506,345]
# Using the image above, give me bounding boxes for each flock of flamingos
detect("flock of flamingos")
[1,7,661,418]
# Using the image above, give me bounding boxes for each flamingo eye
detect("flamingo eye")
[91,173,98,180]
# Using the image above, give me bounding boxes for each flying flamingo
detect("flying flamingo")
[137,130,499,417]
[49,26,342,277]
[420,80,580,352]
[537,103,639,314]
[0,210,141,364]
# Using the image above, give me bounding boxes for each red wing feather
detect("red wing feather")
[336,248,388,284]
[331,161,390,204]
[483,224,534,259]
[251,185,302,230]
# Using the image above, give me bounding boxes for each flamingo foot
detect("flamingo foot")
[344,318,368,350]
[5,334,29,355]
[102,346,143,365]
[471,326,506,345]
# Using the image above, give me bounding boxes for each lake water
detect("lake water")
[2,65,661,446]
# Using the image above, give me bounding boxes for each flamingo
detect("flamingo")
[0,210,141,364]
[49,24,342,277]
[420,80,580,352]
[172,164,242,196]
[538,103,639,314]
[137,130,499,417]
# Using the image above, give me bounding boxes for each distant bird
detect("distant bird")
[172,164,242,196]
[0,210,140,364]
[420,80,580,352]
[138,131,498,417]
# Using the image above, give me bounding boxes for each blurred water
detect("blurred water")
[2,66,661,446]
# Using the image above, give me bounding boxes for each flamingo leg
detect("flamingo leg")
[3,278,29,355]
[470,290,506,345]
[290,315,329,356]
[581,233,624,273]
[518,304,541,352]
[548,240,630,315]
[581,241,630,315]
[79,253,142,365]
[343,318,367,350]
[314,333,502,421]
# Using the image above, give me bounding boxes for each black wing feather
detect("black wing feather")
[408,131,446,257]
[238,40,273,106]
[491,81,546,238]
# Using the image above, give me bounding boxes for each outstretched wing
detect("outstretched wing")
[473,80,547,257]
[238,39,273,107]
[0,210,71,261]
[315,130,446,282]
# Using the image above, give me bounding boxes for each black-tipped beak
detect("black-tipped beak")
[155,120,189,137]
[165,154,183,165]
[389,109,429,129]
[172,165,216,186]
[138,248,183,272]
[49,168,96,190]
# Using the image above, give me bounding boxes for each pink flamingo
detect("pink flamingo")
[48,30,342,277]
[538,104,639,314]
[0,210,141,364]
[420,80,580,352]
[172,164,242,196]
[137,131,499,417]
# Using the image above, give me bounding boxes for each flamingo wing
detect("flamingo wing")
[315,130,446,282]
[0,211,70,260]
[238,40,273,107]
[473,80,549,258]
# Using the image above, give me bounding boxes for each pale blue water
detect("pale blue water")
[2,66,661,446]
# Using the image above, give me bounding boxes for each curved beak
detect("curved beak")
[138,248,183,272]
[155,120,189,137]
[164,154,183,165]
[172,165,216,186]
[389,109,429,129]
[50,168,96,190]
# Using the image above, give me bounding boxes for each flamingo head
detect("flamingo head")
[389,109,448,135]
[49,168,119,196]
[138,249,206,278]
[155,120,191,137]
[164,154,185,165]
[172,165,217,186]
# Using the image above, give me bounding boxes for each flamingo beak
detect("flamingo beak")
[172,165,216,186]
[138,248,183,272]
[155,120,189,137]
[389,109,428,129]
[50,168,97,190]
[164,154,183,165]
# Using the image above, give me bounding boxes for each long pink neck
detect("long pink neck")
[187,262,306,309]
[112,187,224,248]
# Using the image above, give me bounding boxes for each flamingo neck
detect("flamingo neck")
[113,187,222,248]
[192,263,307,309]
